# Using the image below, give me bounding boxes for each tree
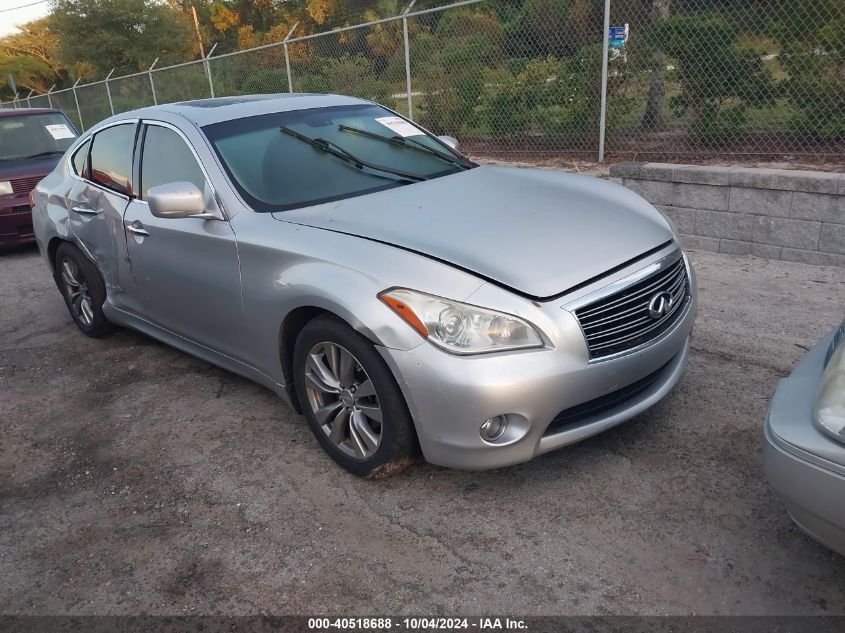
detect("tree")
[50,0,197,78]
[0,17,65,95]
[640,0,670,130]
[773,0,844,140]
[363,0,408,58]
[648,13,775,146]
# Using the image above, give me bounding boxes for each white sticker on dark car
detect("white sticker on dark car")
[45,124,76,140]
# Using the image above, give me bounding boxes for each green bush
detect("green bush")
[242,68,289,94]
[479,57,566,135]
[775,4,845,141]
[415,9,505,134]
[648,14,775,147]
[477,46,630,140]
[690,102,747,147]
[296,54,390,104]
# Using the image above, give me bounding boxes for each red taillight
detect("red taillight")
[28,189,37,208]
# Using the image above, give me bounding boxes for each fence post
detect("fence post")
[204,43,218,98]
[402,1,417,120]
[597,0,611,162]
[104,68,115,115]
[26,89,34,107]
[148,57,160,105]
[283,22,299,93]
[47,84,55,109]
[72,78,84,131]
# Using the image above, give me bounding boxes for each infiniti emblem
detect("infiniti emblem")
[340,389,356,408]
[648,291,674,319]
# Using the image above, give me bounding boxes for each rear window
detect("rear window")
[90,123,135,196]
[71,139,90,177]
[0,112,78,162]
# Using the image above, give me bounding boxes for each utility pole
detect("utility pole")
[597,0,611,162]
[402,0,417,120]
[191,4,205,58]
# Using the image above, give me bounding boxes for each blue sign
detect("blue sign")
[609,25,628,48]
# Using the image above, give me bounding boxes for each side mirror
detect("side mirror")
[147,181,206,219]
[437,135,460,151]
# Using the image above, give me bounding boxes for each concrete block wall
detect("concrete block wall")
[608,163,845,267]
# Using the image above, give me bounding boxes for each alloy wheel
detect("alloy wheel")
[60,258,95,327]
[304,341,383,460]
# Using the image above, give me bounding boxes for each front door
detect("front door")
[121,122,243,358]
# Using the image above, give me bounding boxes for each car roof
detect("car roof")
[0,108,63,118]
[116,93,373,127]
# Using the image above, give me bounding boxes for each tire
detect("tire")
[293,316,419,477]
[54,242,114,338]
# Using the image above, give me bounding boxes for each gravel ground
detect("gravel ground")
[1,245,844,616]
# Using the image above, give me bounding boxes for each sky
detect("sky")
[0,0,51,37]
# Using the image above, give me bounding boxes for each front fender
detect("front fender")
[231,213,486,383]
[270,259,425,350]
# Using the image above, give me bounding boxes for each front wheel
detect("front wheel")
[293,316,419,477]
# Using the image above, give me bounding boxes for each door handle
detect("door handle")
[126,224,150,237]
[71,205,99,215]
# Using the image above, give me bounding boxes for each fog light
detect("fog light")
[480,415,508,442]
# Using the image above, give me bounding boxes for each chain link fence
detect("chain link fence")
[153,60,212,104]
[605,0,844,162]
[211,41,294,98]
[1,0,842,165]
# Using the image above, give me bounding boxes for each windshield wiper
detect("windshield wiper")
[279,126,427,183]
[338,124,473,169]
[0,150,65,161]
[20,150,66,160]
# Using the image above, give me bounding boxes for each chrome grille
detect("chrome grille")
[11,176,42,195]
[575,254,689,360]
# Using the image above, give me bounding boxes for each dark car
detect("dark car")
[0,108,78,248]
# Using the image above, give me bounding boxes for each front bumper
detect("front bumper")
[0,197,35,247]
[763,331,845,556]
[378,271,696,470]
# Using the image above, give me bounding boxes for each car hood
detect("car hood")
[0,154,62,182]
[272,165,674,299]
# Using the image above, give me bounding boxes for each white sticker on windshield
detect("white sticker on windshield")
[45,123,76,140]
[375,116,423,138]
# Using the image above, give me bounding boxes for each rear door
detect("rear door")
[68,121,138,303]
[121,121,243,356]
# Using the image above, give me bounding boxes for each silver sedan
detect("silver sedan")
[32,94,697,476]
[765,320,845,556]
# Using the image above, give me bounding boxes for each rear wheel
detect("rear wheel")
[293,316,419,477]
[54,242,114,338]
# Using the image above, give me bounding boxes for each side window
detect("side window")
[140,125,207,200]
[90,124,135,196]
[71,139,90,178]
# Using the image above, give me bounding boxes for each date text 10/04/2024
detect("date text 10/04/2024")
[307,618,529,630]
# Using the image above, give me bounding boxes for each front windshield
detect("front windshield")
[0,112,78,161]
[203,104,473,212]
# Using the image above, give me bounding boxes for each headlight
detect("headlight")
[814,340,845,444]
[0,181,12,196]
[379,288,544,355]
